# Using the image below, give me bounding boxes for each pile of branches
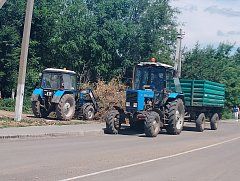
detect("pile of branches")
[82,79,126,121]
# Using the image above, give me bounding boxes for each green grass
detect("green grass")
[0,98,32,113]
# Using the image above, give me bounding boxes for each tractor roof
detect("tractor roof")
[43,68,76,74]
[137,62,173,69]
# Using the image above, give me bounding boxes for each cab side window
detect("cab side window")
[166,70,174,91]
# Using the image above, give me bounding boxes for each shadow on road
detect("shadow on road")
[104,124,213,137]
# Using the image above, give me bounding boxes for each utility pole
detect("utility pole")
[14,0,34,121]
[174,29,185,78]
[0,0,6,9]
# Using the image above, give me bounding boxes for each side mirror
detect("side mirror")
[126,78,132,87]
[34,82,40,88]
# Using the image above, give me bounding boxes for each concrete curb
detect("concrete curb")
[221,119,239,123]
[0,129,104,139]
[0,123,106,139]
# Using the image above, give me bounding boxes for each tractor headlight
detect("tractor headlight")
[46,92,52,96]
[126,102,130,107]
[133,103,138,108]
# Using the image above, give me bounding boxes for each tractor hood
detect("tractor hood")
[126,89,154,112]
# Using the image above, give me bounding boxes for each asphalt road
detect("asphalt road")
[0,121,240,181]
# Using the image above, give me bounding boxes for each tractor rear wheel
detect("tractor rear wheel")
[166,99,185,135]
[82,103,95,120]
[56,94,75,120]
[210,113,219,130]
[196,113,205,132]
[105,110,121,134]
[144,112,161,137]
[32,101,48,118]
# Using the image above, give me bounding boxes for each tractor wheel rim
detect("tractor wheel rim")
[64,102,71,115]
[202,117,205,129]
[153,120,159,133]
[88,110,94,119]
[176,110,184,130]
[114,117,119,129]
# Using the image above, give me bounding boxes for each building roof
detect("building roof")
[43,68,76,74]
[137,62,173,69]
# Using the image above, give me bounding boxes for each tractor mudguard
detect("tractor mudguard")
[168,92,179,99]
[31,88,43,101]
[167,92,184,102]
[51,90,65,103]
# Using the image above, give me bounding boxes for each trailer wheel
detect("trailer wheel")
[196,113,205,132]
[105,110,121,134]
[144,112,161,137]
[56,94,75,120]
[210,113,219,130]
[32,101,48,118]
[166,99,185,135]
[82,103,95,120]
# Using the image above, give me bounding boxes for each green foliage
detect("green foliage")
[222,108,233,119]
[0,98,32,113]
[0,0,178,98]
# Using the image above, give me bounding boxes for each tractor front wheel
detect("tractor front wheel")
[56,94,75,120]
[105,110,121,134]
[82,103,95,120]
[144,112,161,137]
[32,101,48,118]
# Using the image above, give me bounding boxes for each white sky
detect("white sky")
[171,0,240,49]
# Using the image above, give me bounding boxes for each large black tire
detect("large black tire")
[144,112,161,137]
[166,99,185,135]
[56,94,75,120]
[196,113,205,132]
[210,113,219,130]
[82,103,95,120]
[105,110,121,134]
[31,101,48,118]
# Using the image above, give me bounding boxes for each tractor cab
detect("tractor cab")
[126,61,180,113]
[41,68,77,91]
[133,62,174,91]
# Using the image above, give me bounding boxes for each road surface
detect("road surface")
[0,121,240,181]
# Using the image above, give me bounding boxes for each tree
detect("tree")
[0,0,179,97]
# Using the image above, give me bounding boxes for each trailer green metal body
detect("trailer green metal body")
[180,79,225,108]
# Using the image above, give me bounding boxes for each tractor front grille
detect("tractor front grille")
[43,90,54,97]
[126,92,138,102]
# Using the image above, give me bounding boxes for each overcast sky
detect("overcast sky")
[170,0,240,49]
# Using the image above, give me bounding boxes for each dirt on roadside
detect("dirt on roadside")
[0,110,91,128]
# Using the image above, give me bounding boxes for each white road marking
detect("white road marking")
[59,136,240,181]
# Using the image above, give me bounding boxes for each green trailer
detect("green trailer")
[180,79,225,131]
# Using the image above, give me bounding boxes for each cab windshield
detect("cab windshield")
[41,72,76,90]
[133,66,165,91]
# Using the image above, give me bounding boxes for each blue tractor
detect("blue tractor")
[105,60,185,137]
[31,68,98,120]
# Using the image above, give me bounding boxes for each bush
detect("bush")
[222,108,233,119]
[0,97,32,113]
[82,79,126,120]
